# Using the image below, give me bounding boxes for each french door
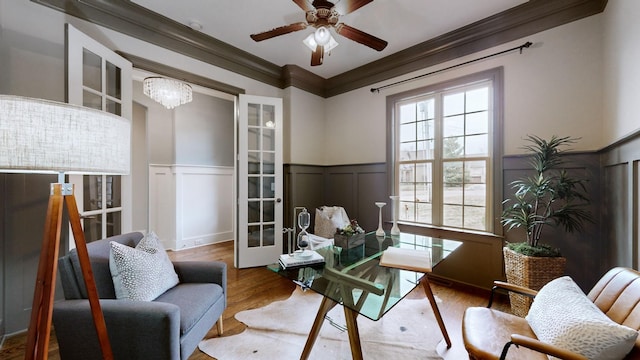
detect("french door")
[237,95,283,268]
[66,24,133,246]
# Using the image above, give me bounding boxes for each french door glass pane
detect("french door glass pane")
[83,175,101,211]
[263,225,275,246]
[263,201,274,222]
[82,49,101,92]
[106,99,121,116]
[248,177,260,199]
[248,128,260,151]
[83,90,102,110]
[262,128,275,151]
[107,175,121,208]
[263,176,275,198]
[248,225,260,248]
[106,61,121,99]
[263,152,275,174]
[248,152,260,174]
[248,103,260,126]
[83,216,101,243]
[248,202,260,223]
[107,211,121,237]
[262,105,274,126]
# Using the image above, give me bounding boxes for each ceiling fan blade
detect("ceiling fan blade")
[332,0,373,15]
[335,23,388,51]
[250,22,308,42]
[310,45,324,66]
[292,0,315,12]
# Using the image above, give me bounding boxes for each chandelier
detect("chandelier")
[143,77,193,109]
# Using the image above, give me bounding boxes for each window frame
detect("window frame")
[386,67,504,237]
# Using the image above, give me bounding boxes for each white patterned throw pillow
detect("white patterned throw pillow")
[526,276,638,360]
[109,232,179,301]
[314,206,350,239]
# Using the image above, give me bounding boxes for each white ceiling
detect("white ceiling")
[131,0,528,79]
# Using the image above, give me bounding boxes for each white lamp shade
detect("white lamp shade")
[0,95,131,175]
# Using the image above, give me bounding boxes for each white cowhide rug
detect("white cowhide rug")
[198,287,443,359]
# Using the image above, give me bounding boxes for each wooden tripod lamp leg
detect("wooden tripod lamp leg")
[65,189,114,360]
[25,184,64,360]
[24,183,113,360]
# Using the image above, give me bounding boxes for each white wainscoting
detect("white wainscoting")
[149,164,234,250]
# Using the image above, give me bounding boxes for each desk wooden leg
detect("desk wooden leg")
[300,296,337,360]
[421,276,451,348]
[343,306,363,360]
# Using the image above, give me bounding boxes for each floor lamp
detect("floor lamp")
[0,95,131,360]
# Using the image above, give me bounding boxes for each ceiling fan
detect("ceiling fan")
[250,0,388,66]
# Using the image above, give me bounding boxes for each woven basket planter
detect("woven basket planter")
[503,247,566,317]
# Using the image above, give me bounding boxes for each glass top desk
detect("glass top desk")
[269,231,462,360]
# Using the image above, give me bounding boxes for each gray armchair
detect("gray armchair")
[53,232,226,360]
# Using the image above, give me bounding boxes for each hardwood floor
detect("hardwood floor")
[0,241,509,360]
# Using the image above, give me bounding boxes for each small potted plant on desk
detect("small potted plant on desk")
[334,220,366,264]
[501,135,593,317]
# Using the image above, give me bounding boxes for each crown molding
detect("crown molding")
[32,0,284,87]
[32,0,607,98]
[325,0,608,96]
[116,52,245,96]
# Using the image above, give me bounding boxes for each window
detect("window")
[388,68,503,234]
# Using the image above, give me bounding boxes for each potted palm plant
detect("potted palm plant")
[501,135,593,316]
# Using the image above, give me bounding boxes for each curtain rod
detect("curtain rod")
[370,41,533,93]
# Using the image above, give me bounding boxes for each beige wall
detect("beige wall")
[284,87,327,165]
[324,14,606,165]
[602,0,640,145]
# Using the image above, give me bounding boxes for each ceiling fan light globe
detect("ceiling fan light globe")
[314,26,331,46]
[303,33,318,51]
[325,36,339,52]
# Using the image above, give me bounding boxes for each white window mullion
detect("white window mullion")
[432,93,444,226]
